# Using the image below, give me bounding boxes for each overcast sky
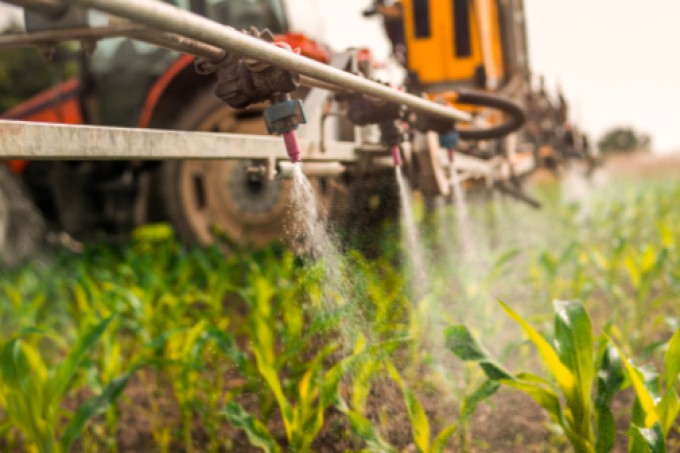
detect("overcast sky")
[320,0,680,153]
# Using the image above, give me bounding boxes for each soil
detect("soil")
[57,369,649,453]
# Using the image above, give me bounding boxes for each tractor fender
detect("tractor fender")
[1,78,85,174]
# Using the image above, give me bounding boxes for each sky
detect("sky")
[317,0,680,153]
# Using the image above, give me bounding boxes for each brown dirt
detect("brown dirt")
[94,375,648,452]
[603,151,680,178]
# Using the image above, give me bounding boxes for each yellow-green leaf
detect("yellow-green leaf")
[500,301,575,392]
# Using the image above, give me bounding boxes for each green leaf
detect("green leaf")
[431,423,457,453]
[223,401,281,453]
[553,300,595,437]
[505,377,593,452]
[46,317,114,410]
[504,378,564,423]
[656,391,679,437]
[386,362,430,452]
[595,345,625,453]
[60,370,135,451]
[664,329,680,392]
[459,380,500,422]
[343,409,397,453]
[0,339,32,389]
[321,347,362,410]
[445,325,513,380]
[631,423,666,453]
[612,341,659,429]
[500,301,575,392]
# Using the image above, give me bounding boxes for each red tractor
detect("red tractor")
[1,0,337,251]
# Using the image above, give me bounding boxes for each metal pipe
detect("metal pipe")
[123,28,226,62]
[65,0,473,123]
[0,24,143,48]
[0,120,358,161]
[277,161,345,179]
[2,0,66,18]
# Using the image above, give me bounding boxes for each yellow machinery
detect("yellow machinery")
[400,0,529,91]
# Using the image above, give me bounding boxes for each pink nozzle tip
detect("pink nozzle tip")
[448,148,455,163]
[391,145,402,167]
[282,130,301,163]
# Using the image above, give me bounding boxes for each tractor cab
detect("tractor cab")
[400,0,529,91]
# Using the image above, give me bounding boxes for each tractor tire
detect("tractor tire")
[0,165,45,266]
[160,90,292,247]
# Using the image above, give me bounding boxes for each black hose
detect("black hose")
[455,89,526,141]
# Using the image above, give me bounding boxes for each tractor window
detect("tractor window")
[204,0,288,33]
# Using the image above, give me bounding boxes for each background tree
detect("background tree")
[597,126,652,155]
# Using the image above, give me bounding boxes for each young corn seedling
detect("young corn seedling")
[612,328,680,453]
[386,361,458,453]
[447,300,636,453]
[224,338,366,452]
[0,317,137,452]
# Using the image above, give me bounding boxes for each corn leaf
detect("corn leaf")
[459,379,500,422]
[500,301,575,394]
[504,377,593,452]
[223,401,281,453]
[594,344,625,453]
[46,317,114,411]
[631,423,666,453]
[655,328,680,436]
[431,423,457,453]
[553,300,595,437]
[386,362,430,453]
[656,391,679,437]
[664,329,680,392]
[445,325,513,380]
[612,342,659,429]
[342,409,396,453]
[60,370,136,451]
[251,345,292,439]
[321,347,363,409]
[0,338,55,452]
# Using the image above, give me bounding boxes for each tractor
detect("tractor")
[0,0,582,264]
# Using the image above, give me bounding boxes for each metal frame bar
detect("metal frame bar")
[0,120,357,161]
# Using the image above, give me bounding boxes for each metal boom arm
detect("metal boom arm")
[4,0,473,124]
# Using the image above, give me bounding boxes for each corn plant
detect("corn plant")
[446,300,657,453]
[386,361,457,453]
[613,327,680,453]
[224,338,365,452]
[0,317,136,452]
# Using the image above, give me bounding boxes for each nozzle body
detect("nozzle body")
[283,130,301,163]
[391,145,402,167]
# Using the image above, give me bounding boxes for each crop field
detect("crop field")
[0,166,679,452]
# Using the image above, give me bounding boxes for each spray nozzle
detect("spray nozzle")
[282,130,301,163]
[391,145,403,167]
[263,96,307,163]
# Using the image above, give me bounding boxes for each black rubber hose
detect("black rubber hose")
[455,89,526,141]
